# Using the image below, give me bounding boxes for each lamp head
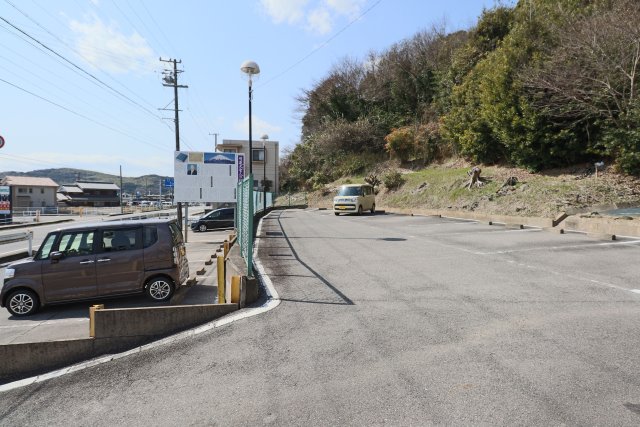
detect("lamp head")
[240,60,260,76]
[261,134,269,141]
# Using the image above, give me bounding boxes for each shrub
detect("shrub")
[384,127,415,162]
[383,170,406,190]
[364,174,381,187]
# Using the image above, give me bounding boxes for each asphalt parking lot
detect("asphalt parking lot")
[0,227,231,345]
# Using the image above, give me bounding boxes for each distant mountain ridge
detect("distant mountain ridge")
[0,168,170,195]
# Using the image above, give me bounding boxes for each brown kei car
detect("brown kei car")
[1,219,189,316]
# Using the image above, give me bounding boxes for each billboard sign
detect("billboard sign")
[174,151,240,203]
[0,186,10,214]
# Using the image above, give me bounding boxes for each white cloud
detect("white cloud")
[307,7,333,35]
[233,115,282,137]
[326,0,366,18]
[260,0,309,24]
[70,15,156,75]
[259,0,365,34]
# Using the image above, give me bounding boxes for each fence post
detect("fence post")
[89,304,104,338]
[27,231,33,256]
[217,254,225,303]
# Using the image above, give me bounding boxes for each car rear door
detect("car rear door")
[221,209,235,228]
[96,227,144,296]
[204,210,223,229]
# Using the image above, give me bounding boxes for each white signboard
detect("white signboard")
[174,151,241,203]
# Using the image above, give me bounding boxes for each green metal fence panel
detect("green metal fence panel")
[254,191,275,213]
[236,175,254,277]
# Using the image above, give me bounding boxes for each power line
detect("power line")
[139,0,178,56]
[19,1,162,112]
[0,152,66,168]
[121,1,168,56]
[0,14,164,122]
[258,0,385,89]
[0,76,168,151]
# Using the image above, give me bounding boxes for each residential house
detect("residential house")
[217,139,279,194]
[1,176,59,208]
[58,181,120,207]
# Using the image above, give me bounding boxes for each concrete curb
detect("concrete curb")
[380,207,640,238]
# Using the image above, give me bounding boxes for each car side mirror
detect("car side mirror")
[50,251,64,263]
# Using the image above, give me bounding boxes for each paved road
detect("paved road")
[1,209,640,425]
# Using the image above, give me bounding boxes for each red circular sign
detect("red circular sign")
[0,135,4,149]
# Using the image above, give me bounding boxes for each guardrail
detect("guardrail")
[0,230,34,256]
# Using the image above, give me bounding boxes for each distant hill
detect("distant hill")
[0,168,171,196]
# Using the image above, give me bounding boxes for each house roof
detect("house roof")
[2,176,59,187]
[76,181,120,191]
[59,185,83,194]
[56,193,71,201]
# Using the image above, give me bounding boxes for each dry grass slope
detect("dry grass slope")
[280,161,640,219]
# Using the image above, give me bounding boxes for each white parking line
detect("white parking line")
[504,258,639,295]
[474,239,640,255]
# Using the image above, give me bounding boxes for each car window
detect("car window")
[101,228,140,252]
[58,231,95,257]
[35,232,58,260]
[337,186,362,196]
[143,226,158,248]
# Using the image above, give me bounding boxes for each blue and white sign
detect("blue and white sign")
[238,154,245,181]
[174,151,240,203]
[164,178,174,188]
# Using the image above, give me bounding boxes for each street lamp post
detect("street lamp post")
[240,60,260,177]
[261,134,268,210]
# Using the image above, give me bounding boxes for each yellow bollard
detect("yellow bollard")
[89,304,104,338]
[217,255,225,303]
[224,240,229,258]
[230,275,241,303]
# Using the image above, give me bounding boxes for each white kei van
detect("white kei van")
[333,184,375,216]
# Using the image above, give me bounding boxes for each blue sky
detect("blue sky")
[0,0,509,178]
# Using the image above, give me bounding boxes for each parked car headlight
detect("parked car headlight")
[4,268,15,280]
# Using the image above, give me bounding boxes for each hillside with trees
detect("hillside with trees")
[281,0,640,193]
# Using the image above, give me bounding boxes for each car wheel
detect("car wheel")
[6,289,39,316]
[198,224,207,232]
[145,277,175,302]
[334,212,340,216]
[357,205,363,215]
[371,204,376,214]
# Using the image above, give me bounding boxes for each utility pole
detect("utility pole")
[209,132,219,151]
[160,58,188,231]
